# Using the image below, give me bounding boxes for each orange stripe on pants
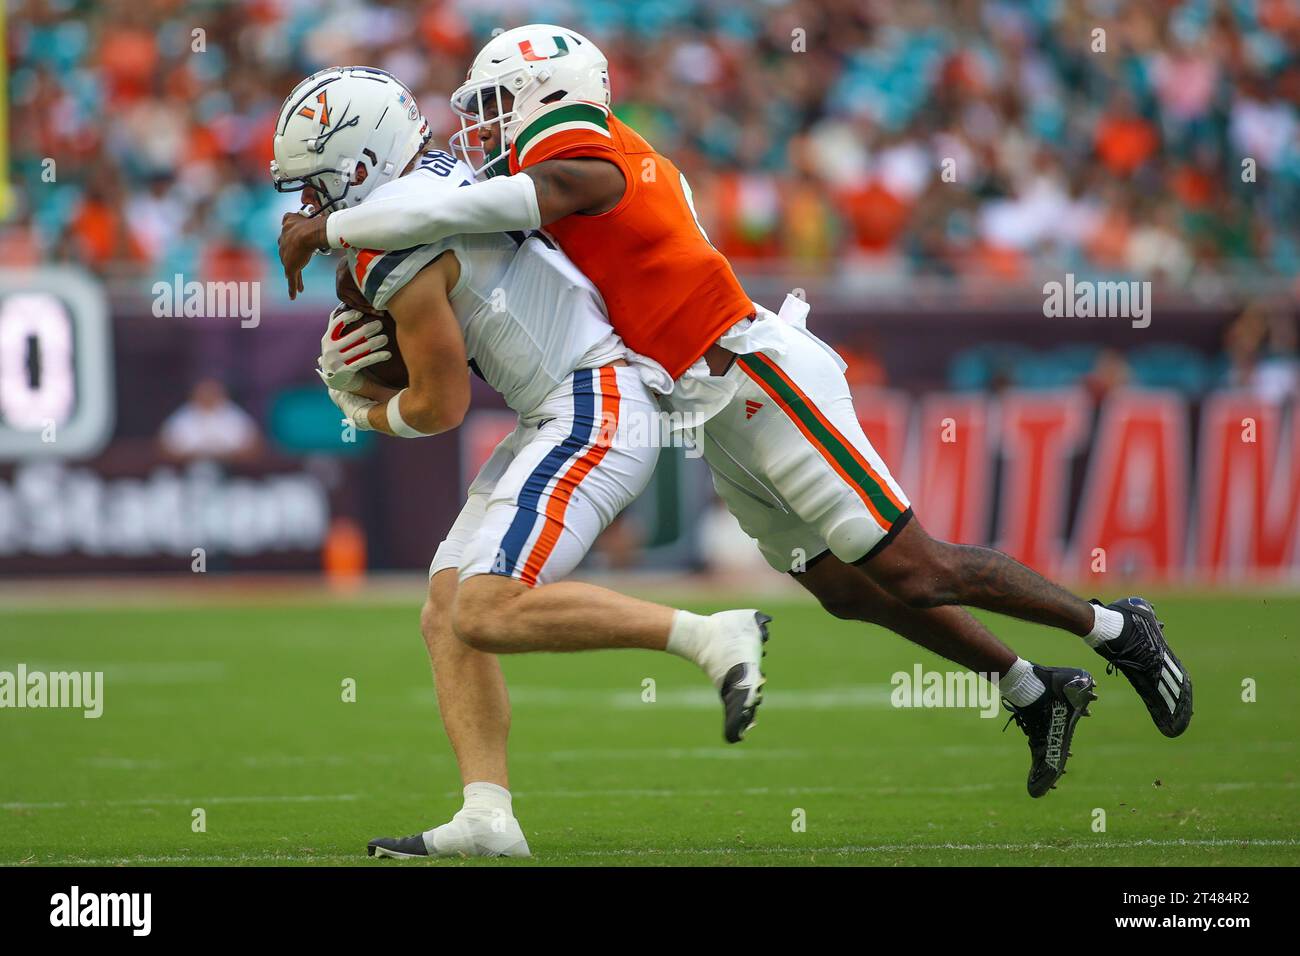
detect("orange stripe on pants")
[520,366,621,586]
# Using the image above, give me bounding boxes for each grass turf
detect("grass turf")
[1,590,1296,866]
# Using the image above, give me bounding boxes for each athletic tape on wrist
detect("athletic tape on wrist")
[386,390,432,438]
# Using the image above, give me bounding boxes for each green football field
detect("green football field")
[1,587,1297,866]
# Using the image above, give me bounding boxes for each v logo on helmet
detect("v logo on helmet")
[297,91,332,129]
[519,36,570,61]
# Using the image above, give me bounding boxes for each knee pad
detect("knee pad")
[824,513,880,564]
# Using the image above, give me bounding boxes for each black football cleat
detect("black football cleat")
[367,833,429,859]
[1092,596,1192,738]
[1002,664,1097,798]
[720,612,771,743]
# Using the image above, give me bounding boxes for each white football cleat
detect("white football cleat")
[700,609,771,743]
[368,809,531,859]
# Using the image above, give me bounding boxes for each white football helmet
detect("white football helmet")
[271,66,430,215]
[449,24,610,178]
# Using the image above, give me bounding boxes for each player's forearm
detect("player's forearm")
[363,388,465,438]
[363,401,398,436]
[325,174,542,251]
[354,378,399,405]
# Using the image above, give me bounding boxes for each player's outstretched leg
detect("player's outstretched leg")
[1088,596,1192,737]
[859,518,1195,736]
[793,555,1096,794]
[862,516,1098,634]
[453,574,770,743]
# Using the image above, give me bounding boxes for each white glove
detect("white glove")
[328,387,378,431]
[317,305,392,393]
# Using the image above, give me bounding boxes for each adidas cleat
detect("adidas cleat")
[1092,597,1192,738]
[717,611,771,743]
[1002,664,1097,798]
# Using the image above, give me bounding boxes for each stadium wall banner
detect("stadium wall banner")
[1,386,1294,581]
[852,386,1300,583]
[0,457,333,573]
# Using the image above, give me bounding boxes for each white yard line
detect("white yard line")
[2,794,362,811]
[9,837,1299,866]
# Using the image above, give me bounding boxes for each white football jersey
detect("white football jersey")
[346,151,626,417]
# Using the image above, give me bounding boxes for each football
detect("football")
[335,256,409,389]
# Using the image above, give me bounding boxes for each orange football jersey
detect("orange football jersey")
[508,101,754,379]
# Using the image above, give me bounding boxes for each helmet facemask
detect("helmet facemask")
[270,158,361,217]
[449,78,534,180]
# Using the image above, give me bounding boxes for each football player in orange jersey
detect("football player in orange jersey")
[278,26,1192,798]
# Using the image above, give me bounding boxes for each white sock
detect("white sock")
[1000,657,1046,707]
[460,781,513,815]
[665,610,711,668]
[1084,603,1126,648]
[422,782,529,857]
[423,782,513,850]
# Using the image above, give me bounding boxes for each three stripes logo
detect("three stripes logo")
[1157,651,1183,714]
[745,400,763,420]
[1129,601,1184,714]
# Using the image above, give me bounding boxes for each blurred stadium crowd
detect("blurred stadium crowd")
[5,0,1299,286]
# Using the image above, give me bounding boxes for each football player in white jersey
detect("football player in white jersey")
[271,67,771,858]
